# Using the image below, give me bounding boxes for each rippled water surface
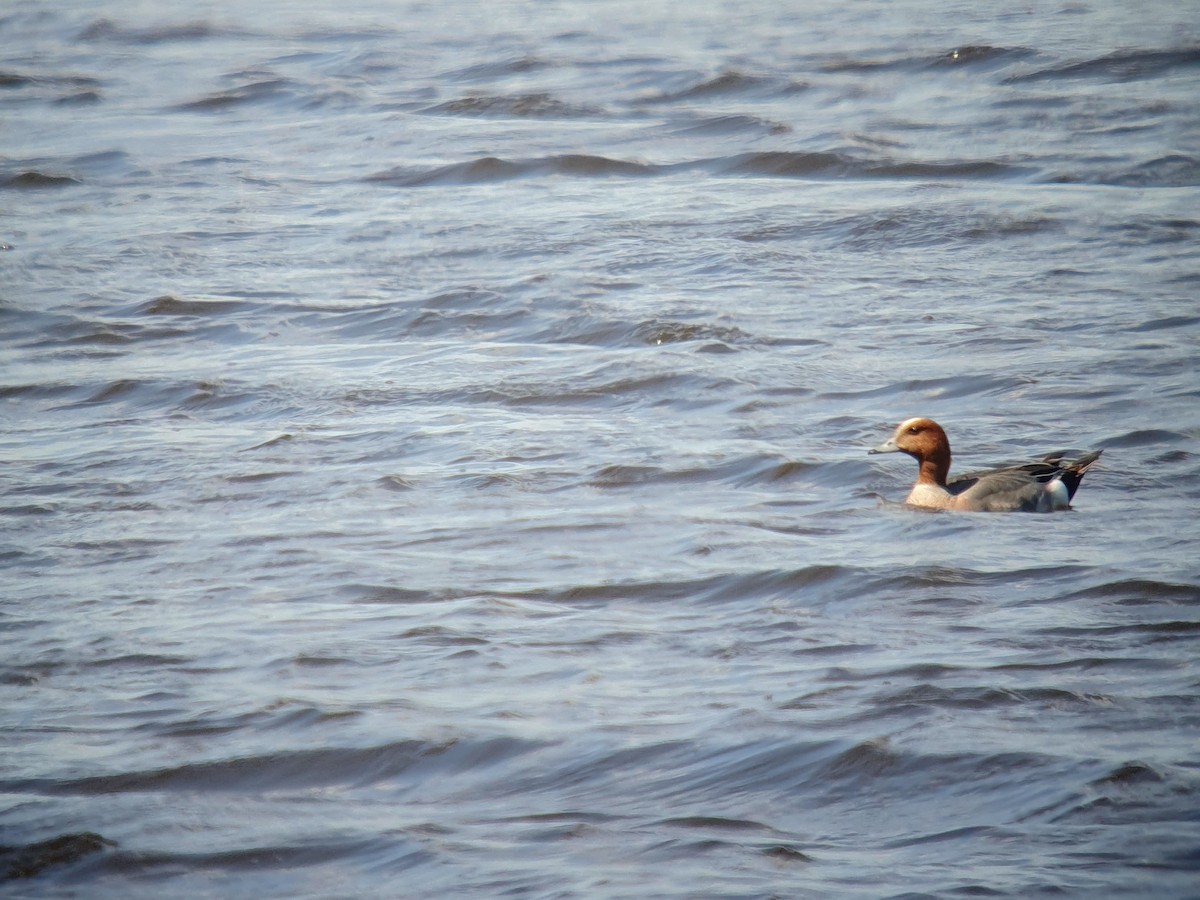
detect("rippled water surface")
[3,1,1200,896]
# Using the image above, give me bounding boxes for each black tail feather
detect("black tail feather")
[1056,449,1103,501]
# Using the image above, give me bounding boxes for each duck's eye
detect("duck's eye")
[907,425,921,434]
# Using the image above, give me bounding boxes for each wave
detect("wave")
[365,154,659,187]
[1051,578,1200,605]
[2,832,114,880]
[590,455,810,490]
[737,208,1061,251]
[638,70,809,103]
[442,54,550,81]
[1,171,81,189]
[0,70,102,105]
[366,149,1026,188]
[666,113,791,137]
[77,17,240,45]
[716,150,1024,180]
[537,565,857,608]
[1021,759,1200,826]
[135,294,254,317]
[1102,154,1200,188]
[9,736,545,796]
[821,45,1035,73]
[423,92,605,119]
[546,316,767,350]
[1006,46,1200,84]
[171,78,298,112]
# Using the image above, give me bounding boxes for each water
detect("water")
[3,1,1199,896]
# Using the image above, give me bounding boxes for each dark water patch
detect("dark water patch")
[224,470,296,484]
[824,644,1167,689]
[301,289,522,341]
[1053,578,1200,606]
[0,503,57,517]
[1,171,81,188]
[761,844,814,862]
[18,309,220,352]
[0,71,33,87]
[94,835,428,878]
[881,824,1016,850]
[632,319,757,348]
[367,154,659,187]
[14,304,230,351]
[135,294,252,316]
[2,832,115,880]
[543,314,774,349]
[0,70,103,107]
[289,654,354,668]
[425,92,604,118]
[823,372,1035,402]
[244,433,296,451]
[1028,760,1200,827]
[1091,762,1167,788]
[495,810,622,826]
[591,454,814,490]
[989,656,1181,676]
[369,150,1024,188]
[451,471,536,491]
[822,45,1033,73]
[654,816,776,832]
[715,150,1024,181]
[54,90,101,105]
[77,17,236,44]
[874,684,1106,713]
[1101,428,1189,448]
[82,653,189,670]
[1006,47,1200,84]
[1130,314,1200,332]
[369,157,529,186]
[816,737,906,780]
[444,54,549,81]
[1036,621,1200,645]
[667,114,791,137]
[15,736,543,796]
[1100,154,1200,188]
[0,669,41,686]
[873,566,1099,602]
[548,565,856,608]
[500,737,822,803]
[377,474,417,492]
[56,376,269,418]
[810,739,1074,805]
[340,583,449,605]
[395,626,488,648]
[640,70,808,103]
[0,381,82,402]
[930,45,1036,68]
[448,371,729,411]
[812,208,1060,252]
[173,79,297,112]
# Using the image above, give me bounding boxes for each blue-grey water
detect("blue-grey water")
[3,1,1199,896]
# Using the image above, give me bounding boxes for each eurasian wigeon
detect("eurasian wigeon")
[869,417,1102,512]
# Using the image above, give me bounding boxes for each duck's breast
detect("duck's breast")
[906,483,954,509]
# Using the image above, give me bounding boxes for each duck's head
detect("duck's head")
[869,417,950,462]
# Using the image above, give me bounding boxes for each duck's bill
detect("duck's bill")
[869,439,899,455]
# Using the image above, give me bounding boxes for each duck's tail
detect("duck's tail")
[1043,449,1103,501]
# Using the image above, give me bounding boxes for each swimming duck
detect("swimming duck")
[869,417,1102,512]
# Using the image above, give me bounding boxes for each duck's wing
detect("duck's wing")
[948,450,1103,511]
[946,464,1051,511]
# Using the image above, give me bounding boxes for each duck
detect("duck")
[869,417,1102,512]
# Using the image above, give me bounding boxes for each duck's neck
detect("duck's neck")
[916,450,951,487]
